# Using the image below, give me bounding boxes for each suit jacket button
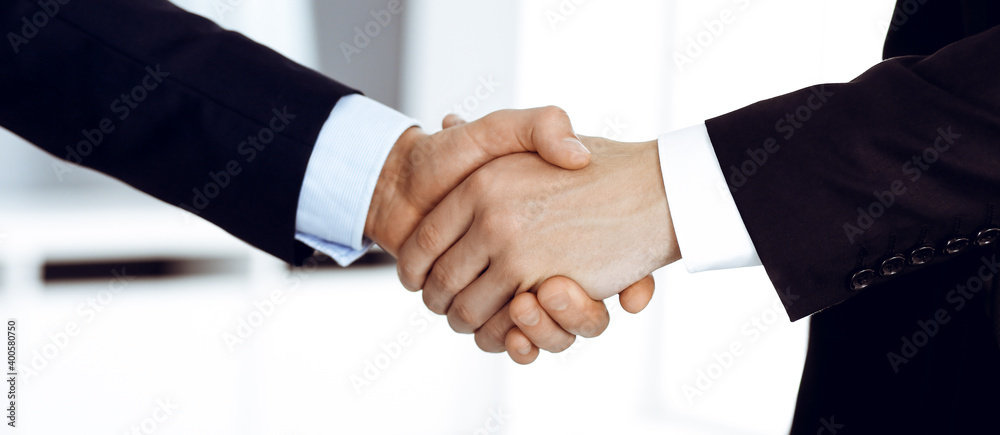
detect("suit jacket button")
[944,237,970,255]
[880,255,906,276]
[909,246,935,265]
[975,228,1000,246]
[850,269,876,291]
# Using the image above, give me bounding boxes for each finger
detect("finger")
[505,327,539,365]
[473,106,590,170]
[474,302,516,353]
[396,184,475,292]
[422,235,490,315]
[402,107,587,217]
[618,275,655,314]
[447,267,519,334]
[442,114,467,129]
[536,276,610,338]
[510,292,576,352]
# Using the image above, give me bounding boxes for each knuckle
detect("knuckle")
[415,222,443,253]
[422,290,447,315]
[539,105,569,123]
[474,327,506,353]
[479,212,517,239]
[428,265,461,296]
[464,168,495,195]
[448,302,481,334]
[502,258,531,284]
[577,316,608,338]
[508,293,534,320]
[395,260,423,291]
[480,109,502,124]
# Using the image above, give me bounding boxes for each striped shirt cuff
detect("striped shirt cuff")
[295,94,419,265]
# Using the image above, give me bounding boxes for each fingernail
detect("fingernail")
[517,307,540,326]
[543,290,570,312]
[517,345,532,355]
[564,138,590,155]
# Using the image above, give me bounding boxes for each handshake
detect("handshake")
[363,107,682,364]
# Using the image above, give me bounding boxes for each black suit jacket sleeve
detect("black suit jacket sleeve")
[705,25,1000,321]
[0,0,359,265]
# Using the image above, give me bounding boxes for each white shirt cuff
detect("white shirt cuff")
[658,124,762,272]
[295,94,419,265]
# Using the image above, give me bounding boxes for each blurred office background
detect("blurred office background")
[0,1,896,433]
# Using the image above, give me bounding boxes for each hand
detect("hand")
[416,116,659,364]
[493,275,656,365]
[367,108,646,363]
[397,136,681,333]
[363,107,591,256]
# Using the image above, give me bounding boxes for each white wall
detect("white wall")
[400,1,522,125]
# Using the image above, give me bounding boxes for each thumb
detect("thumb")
[403,106,591,214]
[472,106,591,170]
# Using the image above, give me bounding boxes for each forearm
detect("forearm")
[1,0,357,264]
[707,25,1000,319]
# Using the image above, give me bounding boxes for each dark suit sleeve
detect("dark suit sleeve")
[705,25,1000,321]
[0,0,359,265]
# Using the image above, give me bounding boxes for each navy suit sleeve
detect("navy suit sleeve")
[706,25,1000,320]
[0,0,359,264]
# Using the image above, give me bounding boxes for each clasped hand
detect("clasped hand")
[364,107,679,364]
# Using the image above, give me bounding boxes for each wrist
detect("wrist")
[583,136,682,272]
[365,126,427,255]
[639,139,682,267]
